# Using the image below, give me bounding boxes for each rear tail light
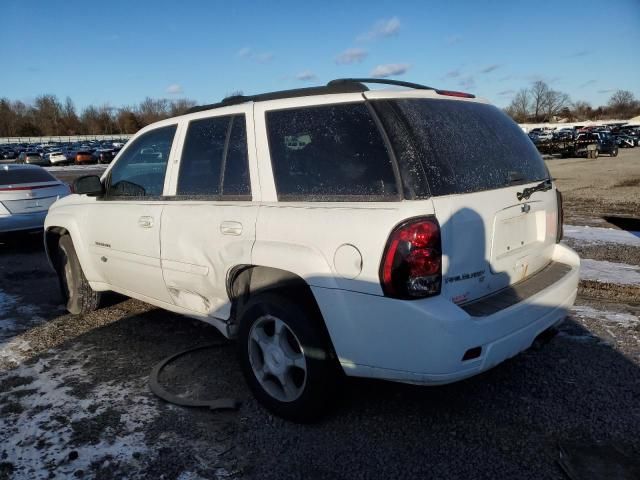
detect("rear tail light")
[556,189,564,243]
[380,217,442,299]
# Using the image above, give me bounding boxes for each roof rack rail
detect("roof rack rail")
[327,78,435,91]
[186,82,369,115]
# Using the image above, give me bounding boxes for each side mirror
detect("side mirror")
[73,175,104,196]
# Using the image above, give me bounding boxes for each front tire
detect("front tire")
[237,293,339,422]
[57,235,101,315]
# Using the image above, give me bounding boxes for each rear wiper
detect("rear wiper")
[517,179,552,201]
[507,171,526,185]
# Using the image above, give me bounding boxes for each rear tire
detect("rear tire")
[611,148,618,157]
[56,235,101,315]
[237,293,339,423]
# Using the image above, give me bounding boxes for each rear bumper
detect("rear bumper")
[313,243,580,385]
[0,211,47,233]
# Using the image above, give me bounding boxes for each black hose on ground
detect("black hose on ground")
[149,343,240,411]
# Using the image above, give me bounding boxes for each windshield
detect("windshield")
[374,98,549,197]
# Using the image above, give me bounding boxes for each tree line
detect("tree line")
[504,81,640,123]
[0,96,196,137]
[1,84,639,137]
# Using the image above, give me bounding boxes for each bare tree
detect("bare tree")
[572,100,593,121]
[169,98,197,117]
[33,95,63,135]
[530,81,550,121]
[506,89,531,122]
[607,90,638,118]
[543,89,571,121]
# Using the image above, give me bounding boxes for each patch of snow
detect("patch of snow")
[0,349,159,479]
[580,258,640,286]
[571,305,639,327]
[564,225,640,247]
[0,337,32,367]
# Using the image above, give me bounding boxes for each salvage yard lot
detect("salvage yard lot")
[1,150,639,479]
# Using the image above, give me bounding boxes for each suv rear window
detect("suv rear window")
[374,99,548,197]
[0,168,56,185]
[266,103,399,201]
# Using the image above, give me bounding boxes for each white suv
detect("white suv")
[44,79,580,421]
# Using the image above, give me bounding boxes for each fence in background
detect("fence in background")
[0,134,132,144]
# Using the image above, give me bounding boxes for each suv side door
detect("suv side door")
[85,123,180,304]
[160,105,259,321]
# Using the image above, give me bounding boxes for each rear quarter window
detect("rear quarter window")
[374,98,549,197]
[266,103,399,201]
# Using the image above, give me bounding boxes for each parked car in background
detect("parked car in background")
[44,151,69,165]
[0,164,70,233]
[74,150,94,164]
[1,148,17,160]
[553,129,575,141]
[18,151,49,166]
[614,134,636,148]
[593,131,619,156]
[92,148,116,164]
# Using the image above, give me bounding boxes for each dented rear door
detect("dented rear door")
[160,106,258,320]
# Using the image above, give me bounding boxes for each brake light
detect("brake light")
[0,182,60,191]
[556,190,564,243]
[380,217,442,299]
[435,89,475,98]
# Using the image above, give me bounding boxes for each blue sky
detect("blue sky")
[1,0,639,110]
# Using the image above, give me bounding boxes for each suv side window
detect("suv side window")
[266,103,399,201]
[176,114,251,198]
[106,125,176,198]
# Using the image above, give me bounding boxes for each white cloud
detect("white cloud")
[236,47,273,63]
[358,17,401,41]
[370,63,411,78]
[237,47,252,58]
[335,48,368,65]
[166,84,183,95]
[256,52,274,63]
[296,70,317,81]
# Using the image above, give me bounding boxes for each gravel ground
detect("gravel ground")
[1,151,639,479]
[546,148,640,225]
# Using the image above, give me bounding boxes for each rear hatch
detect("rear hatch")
[371,96,558,305]
[0,168,67,214]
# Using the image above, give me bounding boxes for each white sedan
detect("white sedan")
[0,164,70,233]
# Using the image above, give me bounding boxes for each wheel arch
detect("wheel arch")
[227,265,337,351]
[44,213,106,283]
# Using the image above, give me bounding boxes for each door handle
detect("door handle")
[220,221,243,236]
[138,216,154,228]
